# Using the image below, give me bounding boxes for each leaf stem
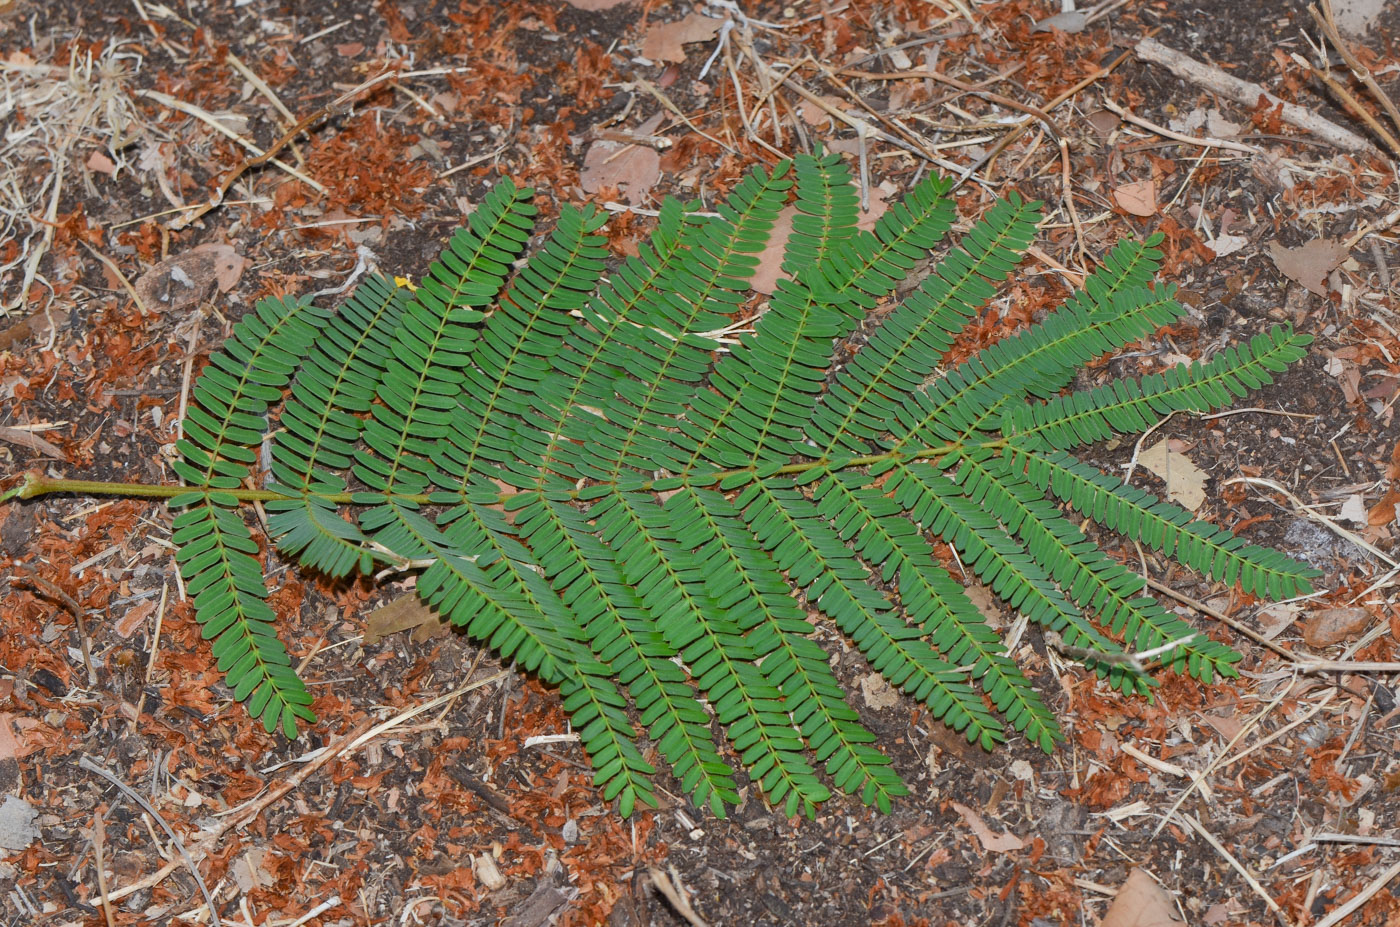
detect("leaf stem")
[3,439,993,508]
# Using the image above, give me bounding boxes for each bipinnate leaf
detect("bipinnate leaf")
[160,152,1320,819]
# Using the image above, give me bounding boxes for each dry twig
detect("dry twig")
[79,756,223,927]
[1307,0,1400,157]
[1134,37,1373,152]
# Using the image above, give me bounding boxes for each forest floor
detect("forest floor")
[1,0,1399,925]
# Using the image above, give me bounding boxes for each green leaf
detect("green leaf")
[156,167,1317,821]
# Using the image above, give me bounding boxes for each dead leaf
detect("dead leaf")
[234,847,277,893]
[642,13,722,64]
[749,205,796,295]
[1201,712,1243,742]
[1137,440,1207,512]
[1085,109,1121,137]
[85,150,117,176]
[1339,493,1369,525]
[0,795,39,852]
[1102,869,1183,927]
[364,593,448,645]
[0,715,46,762]
[1208,232,1248,258]
[0,715,28,762]
[1268,238,1348,297]
[1368,488,1400,527]
[1257,602,1302,640]
[1303,607,1371,647]
[859,673,901,710]
[1113,180,1158,217]
[580,141,661,204]
[134,243,246,313]
[203,243,248,292]
[855,181,894,233]
[1203,900,1243,926]
[951,801,1024,852]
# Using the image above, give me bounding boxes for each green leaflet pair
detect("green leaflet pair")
[33,150,1320,819]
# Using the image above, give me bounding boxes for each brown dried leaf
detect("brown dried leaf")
[1201,712,1243,742]
[1102,869,1183,927]
[950,801,1024,853]
[748,205,795,295]
[1369,488,1400,527]
[234,847,277,893]
[0,714,43,761]
[642,13,722,64]
[1137,440,1207,512]
[580,141,661,204]
[364,593,448,645]
[859,673,901,710]
[202,243,248,292]
[1113,179,1158,217]
[1268,238,1348,297]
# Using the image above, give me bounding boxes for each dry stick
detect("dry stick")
[752,61,971,179]
[1305,62,1400,157]
[153,92,343,231]
[1220,688,1338,773]
[12,567,97,686]
[1099,97,1260,155]
[135,89,322,192]
[819,59,1063,180]
[634,78,736,154]
[99,669,508,904]
[1178,813,1291,924]
[225,52,296,130]
[971,44,1137,188]
[1134,37,1373,153]
[836,65,1063,138]
[92,717,378,904]
[1310,0,1400,151]
[721,34,786,159]
[77,240,151,315]
[1058,137,1088,268]
[129,583,168,735]
[1314,858,1400,927]
[91,811,116,927]
[1150,671,1298,839]
[1225,475,1399,570]
[2,137,65,316]
[649,866,709,927]
[1147,573,1400,674]
[79,756,223,927]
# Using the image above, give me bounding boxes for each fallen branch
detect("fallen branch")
[1134,37,1374,153]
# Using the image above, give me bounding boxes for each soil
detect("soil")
[0,1,1398,926]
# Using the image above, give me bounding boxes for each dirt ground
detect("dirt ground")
[1,0,1398,925]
